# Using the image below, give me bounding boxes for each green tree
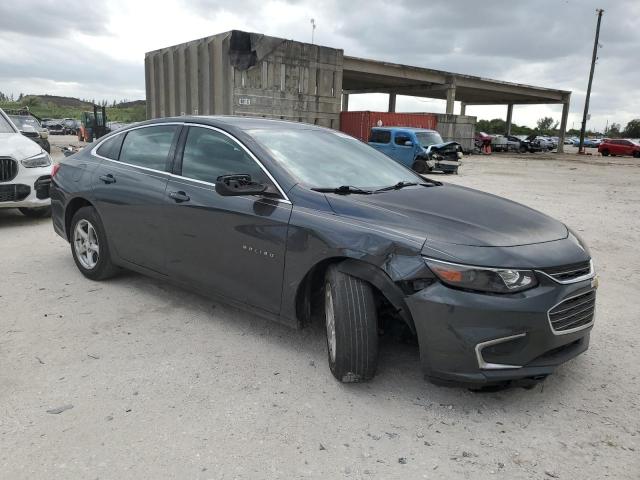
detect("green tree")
[606,122,621,138]
[623,119,640,138]
[536,117,559,135]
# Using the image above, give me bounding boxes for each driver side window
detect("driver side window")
[180,127,268,184]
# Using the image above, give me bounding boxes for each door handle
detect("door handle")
[99,174,116,184]
[168,191,190,203]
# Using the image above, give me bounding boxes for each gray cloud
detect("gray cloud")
[0,1,109,37]
[1,0,637,129]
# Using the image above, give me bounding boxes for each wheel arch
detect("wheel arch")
[64,197,95,239]
[295,256,416,334]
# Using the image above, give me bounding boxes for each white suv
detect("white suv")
[0,108,53,217]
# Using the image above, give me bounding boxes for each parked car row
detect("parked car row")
[0,108,53,217]
[41,118,80,135]
[7,112,51,153]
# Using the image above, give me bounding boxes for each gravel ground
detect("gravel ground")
[1,138,639,479]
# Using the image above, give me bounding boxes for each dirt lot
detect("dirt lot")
[1,138,639,479]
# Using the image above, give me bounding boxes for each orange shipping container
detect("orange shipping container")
[339,111,438,142]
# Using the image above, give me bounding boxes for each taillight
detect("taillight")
[51,163,61,177]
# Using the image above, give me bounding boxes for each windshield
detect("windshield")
[0,113,17,133]
[415,131,443,147]
[8,115,41,130]
[249,128,421,189]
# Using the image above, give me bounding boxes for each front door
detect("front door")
[163,125,292,314]
[92,124,180,273]
[392,130,416,167]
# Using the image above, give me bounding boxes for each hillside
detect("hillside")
[0,94,147,122]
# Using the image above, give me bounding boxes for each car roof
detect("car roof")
[138,115,325,132]
[371,126,438,133]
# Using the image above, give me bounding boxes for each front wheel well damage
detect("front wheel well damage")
[295,257,417,337]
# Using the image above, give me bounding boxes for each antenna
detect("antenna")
[310,18,316,44]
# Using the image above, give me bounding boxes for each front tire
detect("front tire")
[70,206,119,280]
[324,264,378,383]
[601,149,609,157]
[19,206,51,218]
[411,159,429,174]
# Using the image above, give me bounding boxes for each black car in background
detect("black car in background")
[43,119,64,135]
[8,113,51,153]
[50,117,597,388]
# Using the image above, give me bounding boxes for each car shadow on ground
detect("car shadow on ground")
[0,209,51,228]
[99,267,580,409]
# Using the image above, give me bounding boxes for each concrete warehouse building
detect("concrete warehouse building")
[145,30,572,151]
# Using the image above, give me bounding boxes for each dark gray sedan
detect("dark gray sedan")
[50,117,597,388]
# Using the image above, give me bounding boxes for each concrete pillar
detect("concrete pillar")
[342,93,349,112]
[557,94,571,153]
[506,103,514,135]
[388,93,396,113]
[446,86,456,115]
[460,102,466,116]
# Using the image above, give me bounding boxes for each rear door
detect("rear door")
[368,129,392,157]
[92,124,181,273]
[163,125,292,314]
[619,140,632,156]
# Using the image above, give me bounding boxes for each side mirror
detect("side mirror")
[215,174,267,197]
[404,140,413,147]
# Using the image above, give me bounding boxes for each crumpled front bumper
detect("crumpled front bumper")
[405,274,595,387]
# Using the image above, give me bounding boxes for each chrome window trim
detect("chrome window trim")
[535,259,595,285]
[184,123,290,203]
[475,333,526,370]
[90,121,184,167]
[165,172,292,207]
[547,289,596,336]
[90,121,291,204]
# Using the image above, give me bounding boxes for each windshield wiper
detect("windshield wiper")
[311,185,374,195]
[374,181,418,192]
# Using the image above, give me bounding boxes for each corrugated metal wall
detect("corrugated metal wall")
[339,111,438,141]
[145,31,343,127]
[434,114,476,153]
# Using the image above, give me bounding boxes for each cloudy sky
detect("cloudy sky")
[1,0,637,130]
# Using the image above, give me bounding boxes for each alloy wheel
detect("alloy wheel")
[73,219,100,269]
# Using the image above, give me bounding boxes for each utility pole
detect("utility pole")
[578,9,604,154]
[310,18,316,44]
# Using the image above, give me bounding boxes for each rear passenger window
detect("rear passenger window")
[180,127,268,184]
[369,130,391,143]
[96,134,124,160]
[119,125,179,171]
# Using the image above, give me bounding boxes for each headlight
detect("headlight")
[21,152,52,168]
[424,258,538,294]
[40,130,49,139]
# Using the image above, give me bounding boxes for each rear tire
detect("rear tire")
[70,206,119,280]
[19,206,51,218]
[324,264,378,383]
[519,145,527,154]
[634,151,640,158]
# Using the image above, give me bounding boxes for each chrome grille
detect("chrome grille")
[548,290,596,333]
[0,157,18,182]
[541,260,592,282]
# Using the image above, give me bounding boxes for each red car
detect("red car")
[598,138,640,158]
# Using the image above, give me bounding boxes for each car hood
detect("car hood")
[0,132,43,159]
[325,183,568,248]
